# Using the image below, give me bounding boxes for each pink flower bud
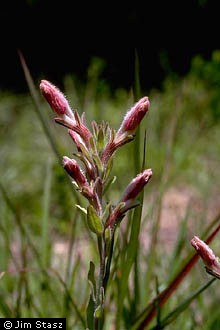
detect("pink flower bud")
[68,129,85,152]
[40,80,73,118]
[121,169,153,203]
[117,97,150,135]
[105,169,152,229]
[101,141,117,165]
[191,236,220,277]
[63,156,88,187]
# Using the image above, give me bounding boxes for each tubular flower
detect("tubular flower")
[63,156,88,187]
[40,80,75,120]
[63,156,94,201]
[121,168,153,204]
[101,97,150,165]
[105,169,153,228]
[68,129,86,152]
[117,96,150,136]
[191,236,220,279]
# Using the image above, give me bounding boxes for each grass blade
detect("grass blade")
[150,278,216,329]
[41,158,52,268]
[115,132,147,329]
[18,50,61,163]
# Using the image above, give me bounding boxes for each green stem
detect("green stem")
[94,235,106,330]
[103,231,115,291]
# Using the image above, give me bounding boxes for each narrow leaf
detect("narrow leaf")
[86,294,95,330]
[150,278,216,329]
[88,261,96,297]
[97,128,105,152]
[87,205,103,235]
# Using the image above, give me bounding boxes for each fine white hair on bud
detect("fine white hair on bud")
[40,80,75,120]
[117,96,150,135]
[191,236,220,279]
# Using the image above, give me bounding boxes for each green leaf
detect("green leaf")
[86,294,95,330]
[104,226,112,244]
[101,202,112,223]
[115,128,147,329]
[87,205,103,235]
[97,128,105,152]
[89,136,97,154]
[103,175,115,194]
[103,157,113,182]
[77,142,93,163]
[93,153,104,172]
[88,261,96,297]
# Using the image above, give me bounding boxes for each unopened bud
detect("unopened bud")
[117,97,150,136]
[105,169,152,229]
[191,236,220,279]
[40,80,74,119]
[63,156,87,187]
[121,169,153,203]
[68,129,85,152]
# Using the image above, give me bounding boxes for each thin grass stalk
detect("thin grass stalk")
[21,233,32,315]
[63,255,81,321]
[0,181,68,315]
[150,277,216,330]
[41,158,52,268]
[18,50,61,163]
[40,159,53,313]
[0,181,30,317]
[49,268,86,328]
[64,213,78,284]
[144,95,183,301]
[0,181,42,265]
[166,207,190,283]
[115,133,147,329]
[132,49,142,317]
[0,218,20,271]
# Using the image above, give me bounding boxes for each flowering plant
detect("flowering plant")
[40,80,152,329]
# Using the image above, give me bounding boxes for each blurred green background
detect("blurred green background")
[0,1,220,328]
[0,51,220,329]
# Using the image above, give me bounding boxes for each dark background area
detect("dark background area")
[0,0,219,94]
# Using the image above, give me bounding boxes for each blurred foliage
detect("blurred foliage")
[0,50,220,328]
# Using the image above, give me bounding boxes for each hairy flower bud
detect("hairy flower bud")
[68,129,85,152]
[40,80,74,119]
[117,96,150,136]
[63,156,88,187]
[121,169,153,203]
[191,236,220,279]
[105,169,152,228]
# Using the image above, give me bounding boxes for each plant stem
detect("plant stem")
[94,235,106,330]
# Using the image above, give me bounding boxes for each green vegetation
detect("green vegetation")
[0,51,220,329]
